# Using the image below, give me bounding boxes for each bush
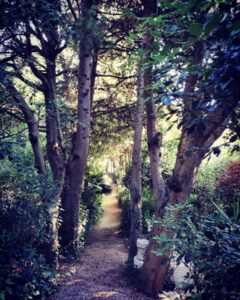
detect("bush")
[82,166,111,226]
[0,182,57,300]
[217,160,240,222]
[191,159,227,212]
[119,189,131,237]
[0,153,60,300]
[154,203,240,300]
[189,159,240,224]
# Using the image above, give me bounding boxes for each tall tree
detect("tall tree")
[59,0,99,253]
[138,0,240,295]
[0,0,66,264]
[128,67,144,264]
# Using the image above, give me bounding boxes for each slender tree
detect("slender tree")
[128,66,144,264]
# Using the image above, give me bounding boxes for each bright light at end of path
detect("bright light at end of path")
[93,291,118,298]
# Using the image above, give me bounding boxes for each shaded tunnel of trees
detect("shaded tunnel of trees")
[0,0,240,299]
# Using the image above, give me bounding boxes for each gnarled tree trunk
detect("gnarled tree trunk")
[138,40,235,295]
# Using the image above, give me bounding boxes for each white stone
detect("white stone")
[146,220,153,232]
[171,255,193,287]
[133,239,193,289]
[172,263,191,285]
[133,238,149,268]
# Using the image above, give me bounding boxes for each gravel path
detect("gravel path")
[49,185,152,300]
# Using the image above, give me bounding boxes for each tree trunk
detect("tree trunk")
[59,27,96,254]
[128,68,144,264]
[138,41,206,296]
[138,40,233,295]
[138,28,168,296]
[45,63,65,181]
[142,110,231,294]
[11,87,46,175]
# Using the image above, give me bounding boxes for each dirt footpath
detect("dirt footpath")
[49,185,152,300]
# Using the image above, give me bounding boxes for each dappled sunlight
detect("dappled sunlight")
[65,279,83,286]
[93,291,118,298]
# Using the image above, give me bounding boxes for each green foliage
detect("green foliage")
[0,248,57,300]
[190,157,240,222]
[119,189,131,237]
[191,158,227,210]
[119,187,154,238]
[122,157,152,190]
[133,0,240,143]
[141,188,155,233]
[0,160,58,300]
[155,203,240,299]
[82,166,111,225]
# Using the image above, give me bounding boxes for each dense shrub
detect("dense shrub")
[82,166,111,227]
[0,157,110,298]
[189,159,240,222]
[0,166,58,300]
[218,161,240,188]
[119,189,131,237]
[217,160,240,221]
[191,159,227,211]
[154,203,240,300]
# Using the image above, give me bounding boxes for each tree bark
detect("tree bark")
[11,86,46,175]
[138,27,168,296]
[41,48,66,266]
[128,67,144,264]
[138,41,206,296]
[59,1,97,253]
[44,61,66,181]
[138,40,234,295]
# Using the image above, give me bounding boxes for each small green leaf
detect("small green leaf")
[188,23,203,37]
[147,17,154,25]
[184,37,198,47]
[161,44,172,56]
[153,55,165,61]
[205,14,222,36]
[129,33,138,40]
